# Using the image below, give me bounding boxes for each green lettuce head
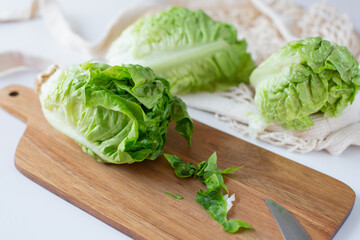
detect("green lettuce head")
[250,37,360,130]
[106,7,255,95]
[38,62,193,164]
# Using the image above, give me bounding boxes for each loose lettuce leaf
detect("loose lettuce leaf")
[164,153,197,178]
[107,7,255,94]
[39,62,193,164]
[250,37,360,130]
[165,192,183,199]
[164,152,251,233]
[196,173,252,233]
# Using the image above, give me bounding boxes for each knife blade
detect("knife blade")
[265,198,311,240]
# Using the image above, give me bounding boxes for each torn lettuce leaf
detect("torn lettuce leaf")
[196,173,252,233]
[164,152,251,233]
[165,192,183,199]
[107,7,255,95]
[39,62,193,164]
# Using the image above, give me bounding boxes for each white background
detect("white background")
[0,0,359,239]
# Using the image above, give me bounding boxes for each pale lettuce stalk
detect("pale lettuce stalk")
[250,37,360,130]
[107,7,255,94]
[39,62,193,164]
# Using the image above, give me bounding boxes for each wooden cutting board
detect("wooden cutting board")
[0,85,355,239]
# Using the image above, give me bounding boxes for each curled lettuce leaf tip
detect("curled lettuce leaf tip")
[250,37,360,130]
[107,7,255,95]
[39,62,193,164]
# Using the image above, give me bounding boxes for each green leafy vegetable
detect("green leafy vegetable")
[250,37,360,130]
[196,173,252,233]
[107,7,255,95]
[165,192,183,199]
[38,62,193,164]
[164,152,251,233]
[165,153,197,178]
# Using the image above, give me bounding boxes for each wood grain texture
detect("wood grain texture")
[0,85,355,240]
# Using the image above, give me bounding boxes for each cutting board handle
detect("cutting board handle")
[0,84,40,123]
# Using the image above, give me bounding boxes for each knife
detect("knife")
[265,198,311,240]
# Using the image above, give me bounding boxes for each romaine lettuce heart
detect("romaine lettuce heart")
[107,7,255,95]
[39,62,193,164]
[250,37,360,130]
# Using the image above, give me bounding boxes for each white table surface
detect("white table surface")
[0,0,359,239]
